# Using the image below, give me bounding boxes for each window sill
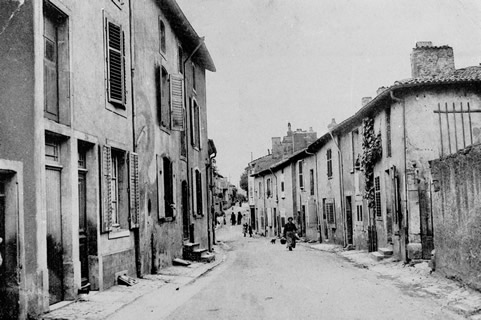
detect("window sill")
[108,229,130,239]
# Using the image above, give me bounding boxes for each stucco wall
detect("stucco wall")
[431,145,481,291]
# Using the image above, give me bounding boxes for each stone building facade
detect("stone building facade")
[0,0,215,318]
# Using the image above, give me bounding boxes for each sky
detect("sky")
[176,0,481,186]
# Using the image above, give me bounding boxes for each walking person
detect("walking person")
[243,222,248,237]
[237,211,242,225]
[231,212,236,226]
[283,217,298,251]
[248,224,253,237]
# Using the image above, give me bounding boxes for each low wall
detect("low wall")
[430,145,481,291]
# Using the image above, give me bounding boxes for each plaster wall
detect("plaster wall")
[430,146,481,291]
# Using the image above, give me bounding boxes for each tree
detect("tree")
[239,170,248,193]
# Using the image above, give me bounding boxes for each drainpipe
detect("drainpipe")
[390,90,409,262]
[182,37,205,244]
[328,131,347,247]
[128,0,142,278]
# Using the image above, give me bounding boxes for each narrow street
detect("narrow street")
[108,216,463,320]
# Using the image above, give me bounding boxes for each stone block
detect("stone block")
[407,243,423,260]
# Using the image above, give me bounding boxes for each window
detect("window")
[43,2,68,122]
[101,146,138,232]
[324,198,335,225]
[194,169,203,216]
[298,161,304,189]
[281,181,285,192]
[351,129,360,170]
[190,99,201,148]
[178,46,183,74]
[163,158,174,218]
[375,176,381,217]
[386,108,392,157]
[310,169,315,195]
[156,66,170,129]
[356,204,363,221]
[105,18,126,107]
[266,178,271,197]
[159,19,166,54]
[45,139,60,162]
[327,149,333,178]
[192,63,196,91]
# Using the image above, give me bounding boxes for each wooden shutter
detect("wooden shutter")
[156,155,165,220]
[106,18,125,106]
[170,74,185,130]
[101,145,113,232]
[129,152,140,229]
[326,198,336,225]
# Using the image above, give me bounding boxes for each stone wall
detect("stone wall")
[430,145,481,291]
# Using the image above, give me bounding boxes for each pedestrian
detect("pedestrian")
[248,224,253,237]
[283,217,298,251]
[243,223,248,237]
[237,211,242,225]
[231,212,236,226]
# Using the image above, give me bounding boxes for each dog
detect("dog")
[270,238,276,244]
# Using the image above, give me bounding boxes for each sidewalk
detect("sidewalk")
[41,244,227,320]
[301,242,481,320]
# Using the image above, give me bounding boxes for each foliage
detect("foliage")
[360,117,382,207]
[239,170,248,193]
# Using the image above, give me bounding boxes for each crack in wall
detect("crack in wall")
[0,0,25,38]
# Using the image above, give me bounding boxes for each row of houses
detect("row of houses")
[248,41,481,291]
[0,0,217,318]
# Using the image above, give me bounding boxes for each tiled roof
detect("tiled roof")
[393,66,481,87]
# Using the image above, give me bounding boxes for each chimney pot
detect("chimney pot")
[362,97,372,106]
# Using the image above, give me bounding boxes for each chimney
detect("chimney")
[361,97,372,106]
[376,87,386,95]
[328,118,337,131]
[411,41,455,78]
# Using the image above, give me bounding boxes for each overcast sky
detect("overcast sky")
[176,0,481,185]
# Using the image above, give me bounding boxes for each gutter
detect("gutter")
[390,90,409,263]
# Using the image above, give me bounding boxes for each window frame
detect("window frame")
[309,169,315,196]
[105,15,126,108]
[375,176,382,217]
[298,161,304,190]
[159,18,166,54]
[327,149,333,178]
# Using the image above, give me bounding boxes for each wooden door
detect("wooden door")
[78,172,88,286]
[182,181,189,240]
[46,167,63,304]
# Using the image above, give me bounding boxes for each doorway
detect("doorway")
[182,181,189,241]
[346,196,353,245]
[46,166,63,304]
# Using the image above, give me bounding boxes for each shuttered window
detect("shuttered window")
[129,152,140,229]
[375,176,382,217]
[163,157,174,218]
[298,161,304,189]
[106,18,125,107]
[157,66,170,129]
[195,170,203,216]
[170,74,185,130]
[191,99,201,148]
[101,145,113,232]
[325,198,336,225]
[327,149,333,178]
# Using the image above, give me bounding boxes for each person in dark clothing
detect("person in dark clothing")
[237,211,242,225]
[243,223,248,237]
[248,225,253,237]
[283,217,298,251]
[231,212,236,225]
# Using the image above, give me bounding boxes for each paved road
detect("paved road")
[111,223,463,320]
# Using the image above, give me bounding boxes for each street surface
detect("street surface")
[109,206,463,320]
